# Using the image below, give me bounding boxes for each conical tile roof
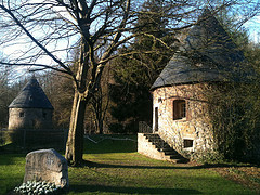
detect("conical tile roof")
[9,76,53,109]
[152,9,255,90]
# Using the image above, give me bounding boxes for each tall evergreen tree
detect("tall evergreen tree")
[109,0,176,132]
[115,0,177,87]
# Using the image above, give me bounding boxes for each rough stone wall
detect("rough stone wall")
[9,108,53,130]
[152,83,214,158]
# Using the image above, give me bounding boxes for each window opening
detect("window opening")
[31,120,36,128]
[184,139,193,148]
[154,107,158,131]
[19,112,24,118]
[42,113,47,119]
[173,100,186,120]
[158,97,162,103]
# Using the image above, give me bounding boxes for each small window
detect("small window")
[19,112,24,118]
[42,113,47,119]
[184,139,193,148]
[29,95,33,101]
[31,119,36,128]
[173,100,186,120]
[158,97,162,103]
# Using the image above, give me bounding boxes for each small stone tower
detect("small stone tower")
[149,9,255,159]
[9,76,53,130]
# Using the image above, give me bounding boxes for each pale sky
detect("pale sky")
[245,16,260,43]
[1,1,260,79]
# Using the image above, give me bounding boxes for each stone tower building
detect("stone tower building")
[138,10,255,161]
[9,76,53,130]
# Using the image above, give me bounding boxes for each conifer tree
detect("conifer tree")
[109,0,176,132]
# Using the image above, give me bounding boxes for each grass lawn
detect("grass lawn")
[0,154,25,195]
[0,134,259,195]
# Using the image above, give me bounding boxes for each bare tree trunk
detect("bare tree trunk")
[65,92,86,166]
[65,91,78,161]
[96,95,103,134]
[93,86,109,134]
[72,94,86,165]
[65,0,130,165]
[98,119,104,134]
[65,41,89,166]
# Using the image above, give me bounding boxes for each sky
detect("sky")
[1,0,260,80]
[234,0,260,43]
[245,17,260,43]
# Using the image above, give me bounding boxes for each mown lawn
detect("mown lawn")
[0,134,258,195]
[0,154,25,195]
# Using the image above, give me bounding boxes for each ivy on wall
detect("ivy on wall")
[208,82,260,163]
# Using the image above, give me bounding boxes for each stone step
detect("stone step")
[150,141,166,145]
[144,134,160,139]
[151,142,168,147]
[164,151,179,156]
[147,139,162,142]
[146,137,173,149]
[157,147,174,152]
[154,143,170,148]
[143,133,188,164]
[168,154,183,159]
[154,145,169,149]
[147,136,160,139]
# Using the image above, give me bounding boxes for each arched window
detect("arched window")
[173,100,186,120]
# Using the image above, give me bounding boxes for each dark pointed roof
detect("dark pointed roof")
[152,9,256,90]
[9,76,53,109]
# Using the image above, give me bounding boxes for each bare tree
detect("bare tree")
[0,0,259,166]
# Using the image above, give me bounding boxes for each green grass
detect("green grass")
[0,134,258,195]
[0,154,25,195]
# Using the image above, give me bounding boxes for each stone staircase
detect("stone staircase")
[138,133,188,164]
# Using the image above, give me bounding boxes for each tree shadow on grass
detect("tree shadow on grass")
[69,184,202,194]
[84,160,253,170]
[0,142,64,155]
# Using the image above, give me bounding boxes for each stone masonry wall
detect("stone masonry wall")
[9,108,53,130]
[153,83,214,158]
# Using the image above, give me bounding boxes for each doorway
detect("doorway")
[154,107,158,132]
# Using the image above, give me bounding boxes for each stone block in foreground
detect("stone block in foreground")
[24,148,68,187]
